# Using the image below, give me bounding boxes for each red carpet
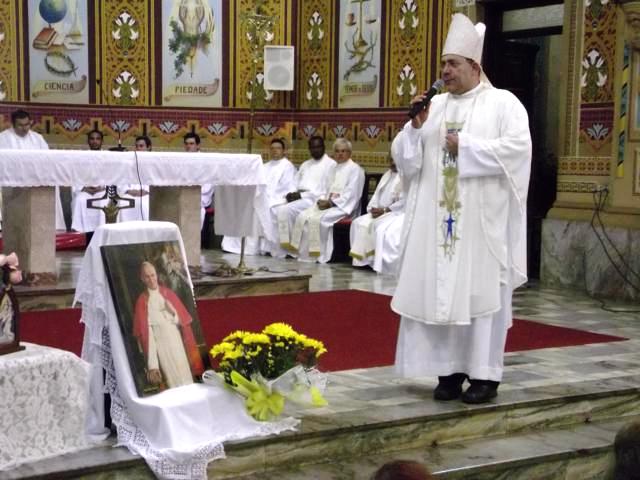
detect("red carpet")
[20,290,627,371]
[0,232,86,251]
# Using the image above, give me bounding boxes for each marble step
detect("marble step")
[230,414,635,479]
[209,377,639,478]
[5,377,638,480]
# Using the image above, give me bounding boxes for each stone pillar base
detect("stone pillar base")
[149,186,201,268]
[541,217,640,301]
[1,187,57,285]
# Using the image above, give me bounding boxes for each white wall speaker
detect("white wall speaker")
[263,46,295,91]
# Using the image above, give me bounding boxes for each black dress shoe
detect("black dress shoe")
[461,380,499,404]
[433,373,468,401]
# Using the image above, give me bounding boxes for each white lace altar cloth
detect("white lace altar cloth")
[75,222,298,480]
[0,343,92,471]
[0,148,272,240]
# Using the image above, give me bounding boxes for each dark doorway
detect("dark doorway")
[481,0,563,279]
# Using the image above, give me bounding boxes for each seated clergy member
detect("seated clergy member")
[372,211,405,276]
[267,135,335,258]
[0,109,66,231]
[184,132,214,229]
[71,129,108,233]
[119,135,151,222]
[221,137,297,255]
[287,138,365,263]
[350,154,405,270]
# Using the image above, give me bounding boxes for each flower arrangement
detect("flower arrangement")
[207,323,328,421]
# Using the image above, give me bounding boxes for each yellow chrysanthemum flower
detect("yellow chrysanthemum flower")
[223,347,244,360]
[263,322,297,338]
[210,341,236,358]
[223,330,249,343]
[242,333,271,345]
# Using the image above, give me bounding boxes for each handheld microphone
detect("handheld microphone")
[408,79,445,119]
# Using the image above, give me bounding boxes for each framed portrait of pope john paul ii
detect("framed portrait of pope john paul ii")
[101,241,207,396]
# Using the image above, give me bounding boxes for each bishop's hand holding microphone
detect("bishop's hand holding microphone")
[407,79,444,127]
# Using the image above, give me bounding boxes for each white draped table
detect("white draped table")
[0,149,269,281]
[0,343,92,471]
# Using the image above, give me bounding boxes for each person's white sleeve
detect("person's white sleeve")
[394,123,424,179]
[269,163,297,208]
[389,196,405,212]
[457,98,531,179]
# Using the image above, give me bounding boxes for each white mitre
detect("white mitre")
[442,13,491,85]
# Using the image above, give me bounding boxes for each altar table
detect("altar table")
[0,149,269,282]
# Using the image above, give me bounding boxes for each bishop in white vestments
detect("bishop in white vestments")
[222,138,297,255]
[0,110,66,231]
[288,138,365,263]
[391,14,532,404]
[350,158,404,269]
[267,136,336,258]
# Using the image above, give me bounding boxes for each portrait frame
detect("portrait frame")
[101,241,207,397]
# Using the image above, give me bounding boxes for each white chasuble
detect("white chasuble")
[391,82,531,327]
[289,159,364,263]
[146,288,193,388]
[275,154,335,250]
[350,169,404,262]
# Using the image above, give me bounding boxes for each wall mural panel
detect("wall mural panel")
[385,0,427,108]
[0,2,18,102]
[338,0,382,108]
[161,0,222,107]
[579,0,616,156]
[102,0,152,109]
[234,0,287,109]
[299,0,334,110]
[28,0,89,103]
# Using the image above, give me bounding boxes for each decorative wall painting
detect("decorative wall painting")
[338,0,382,108]
[28,0,89,103]
[162,0,223,107]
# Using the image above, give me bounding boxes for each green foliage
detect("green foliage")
[168,20,212,78]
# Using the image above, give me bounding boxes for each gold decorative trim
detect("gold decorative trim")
[563,0,582,156]
[558,155,611,175]
[557,181,600,193]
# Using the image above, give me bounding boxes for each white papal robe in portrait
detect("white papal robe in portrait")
[222,156,297,255]
[350,168,404,268]
[391,82,531,382]
[0,128,66,230]
[145,288,193,388]
[289,158,365,263]
[267,153,335,258]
